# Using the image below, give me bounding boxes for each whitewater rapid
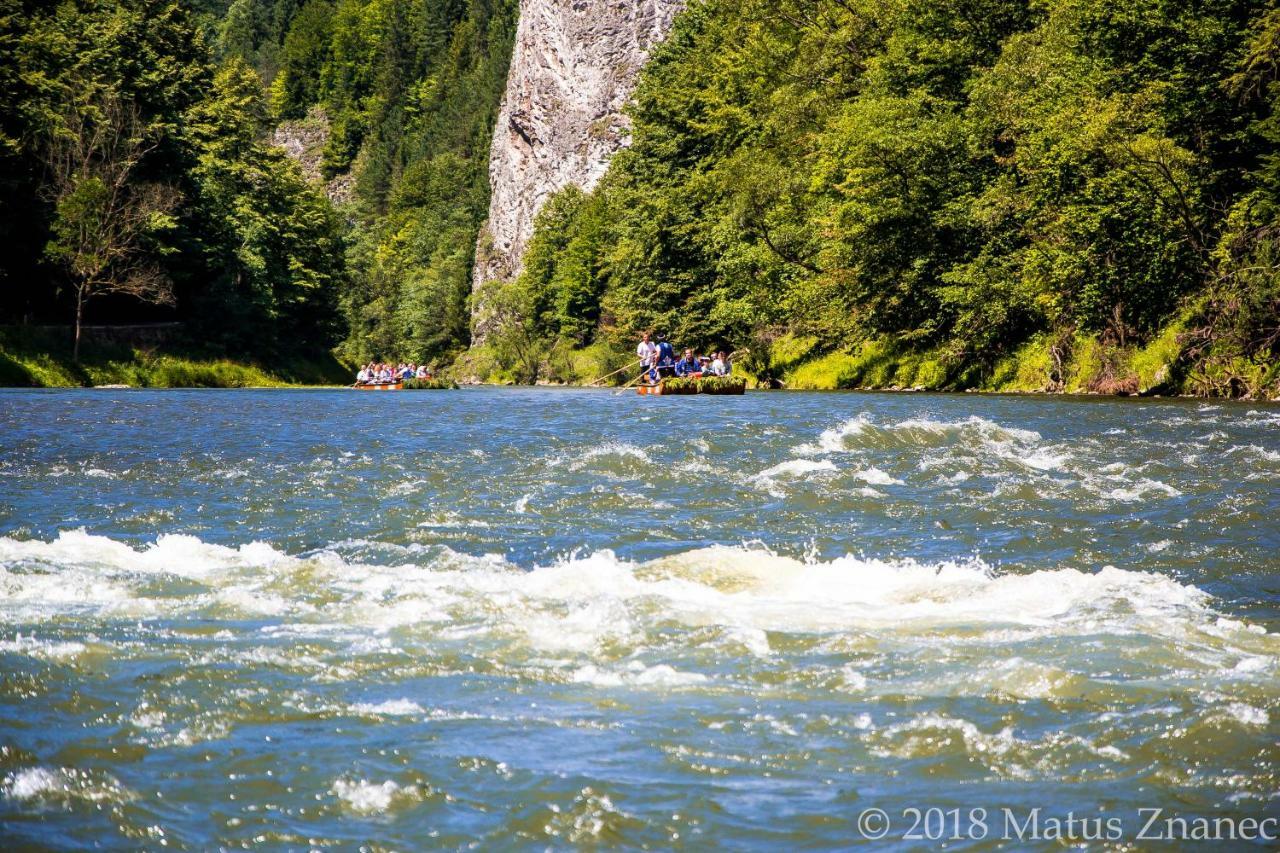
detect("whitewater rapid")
[1,388,1277,847]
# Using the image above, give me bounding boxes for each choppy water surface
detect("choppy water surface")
[1,388,1277,849]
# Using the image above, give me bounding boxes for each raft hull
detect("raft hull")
[354,382,404,391]
[636,379,745,396]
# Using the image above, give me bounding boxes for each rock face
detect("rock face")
[270,107,355,207]
[471,0,684,334]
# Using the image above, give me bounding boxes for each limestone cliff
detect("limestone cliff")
[471,0,684,333]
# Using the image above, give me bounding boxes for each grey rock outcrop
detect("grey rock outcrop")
[270,107,355,207]
[471,0,684,335]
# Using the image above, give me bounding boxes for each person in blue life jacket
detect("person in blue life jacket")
[654,335,676,376]
[675,348,702,377]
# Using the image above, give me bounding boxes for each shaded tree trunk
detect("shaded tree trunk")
[73,287,85,363]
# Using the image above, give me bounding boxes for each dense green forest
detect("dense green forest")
[2,0,1278,395]
[0,0,514,381]
[490,0,1280,397]
[1,0,344,364]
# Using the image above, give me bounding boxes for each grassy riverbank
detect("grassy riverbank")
[764,328,1280,400]
[452,321,1280,401]
[0,327,350,388]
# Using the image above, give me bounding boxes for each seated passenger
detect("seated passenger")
[675,349,701,377]
[416,365,429,379]
[356,365,370,384]
[711,352,730,377]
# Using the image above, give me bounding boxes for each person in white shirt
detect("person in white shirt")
[711,352,729,377]
[636,332,657,370]
[356,365,370,384]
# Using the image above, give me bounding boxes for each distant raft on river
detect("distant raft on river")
[637,376,746,396]
[352,377,457,391]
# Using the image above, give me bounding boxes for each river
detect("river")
[1,388,1277,848]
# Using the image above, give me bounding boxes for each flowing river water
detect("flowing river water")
[0,387,1277,849]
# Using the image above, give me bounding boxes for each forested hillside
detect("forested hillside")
[1,0,345,364]
[254,0,516,364]
[0,0,514,379]
[489,0,1280,397]
[3,0,1278,395]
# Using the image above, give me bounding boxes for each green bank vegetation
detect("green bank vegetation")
[0,327,348,388]
[480,0,1280,399]
[3,0,1277,397]
[2,0,514,385]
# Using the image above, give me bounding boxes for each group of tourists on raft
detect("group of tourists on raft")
[636,332,731,383]
[354,362,432,385]
[354,333,728,386]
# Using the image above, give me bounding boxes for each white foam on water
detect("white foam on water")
[1,766,131,805]
[1233,656,1270,673]
[129,703,167,729]
[1223,703,1269,727]
[570,661,708,689]
[873,714,1129,777]
[561,442,652,471]
[895,416,1041,445]
[802,414,1045,469]
[416,511,490,529]
[351,699,425,716]
[722,625,771,657]
[1231,444,1280,463]
[2,767,63,800]
[0,634,87,660]
[808,413,873,453]
[753,459,838,486]
[835,664,868,692]
[1018,448,1070,471]
[0,529,286,578]
[1103,478,1182,502]
[3,533,1275,690]
[982,657,1080,699]
[877,714,1018,758]
[215,587,299,616]
[854,467,902,485]
[163,718,231,748]
[387,478,428,497]
[1244,409,1280,425]
[330,778,417,814]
